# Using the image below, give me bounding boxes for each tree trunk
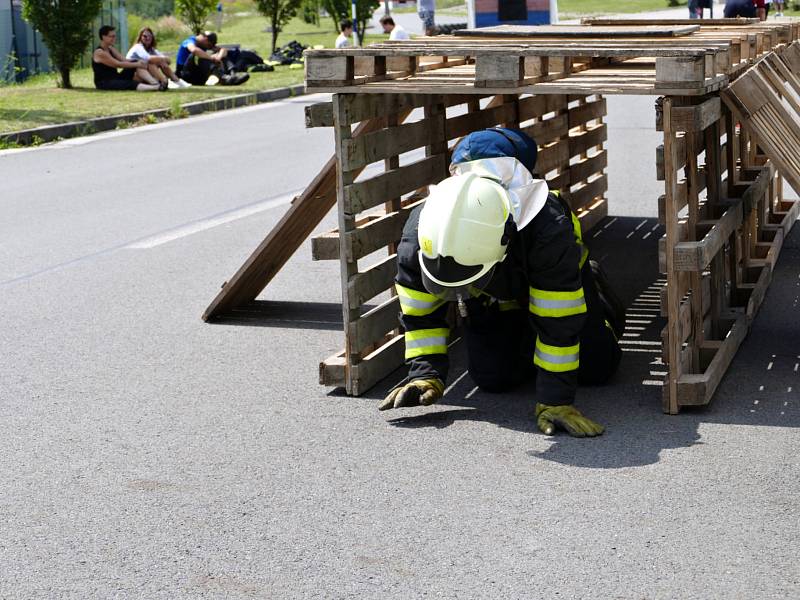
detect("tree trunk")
[59,66,72,89]
[272,26,279,54]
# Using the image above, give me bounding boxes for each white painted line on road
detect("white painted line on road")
[125,189,302,249]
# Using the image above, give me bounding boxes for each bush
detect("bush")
[154,15,191,41]
[22,0,104,88]
[127,0,175,18]
[175,0,217,33]
[256,0,304,52]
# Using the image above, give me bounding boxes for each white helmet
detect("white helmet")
[418,172,513,297]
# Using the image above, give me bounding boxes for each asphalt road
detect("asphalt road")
[2,62,799,599]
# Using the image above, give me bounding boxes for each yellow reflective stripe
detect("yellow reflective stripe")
[529,287,587,317]
[571,211,583,244]
[534,339,580,372]
[396,284,446,316]
[604,319,619,342]
[570,211,589,268]
[579,246,589,268]
[404,328,449,359]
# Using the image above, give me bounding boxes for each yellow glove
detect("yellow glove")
[379,378,444,411]
[535,403,605,437]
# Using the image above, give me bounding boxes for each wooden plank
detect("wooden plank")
[319,350,345,387]
[656,136,686,180]
[345,155,447,214]
[522,114,569,147]
[582,18,760,26]
[350,334,406,396]
[655,55,706,85]
[670,97,721,132]
[537,139,570,174]
[349,296,400,355]
[662,97,682,414]
[475,55,523,87]
[341,117,444,171]
[673,201,743,271]
[576,198,608,232]
[305,102,334,128]
[518,94,568,121]
[306,55,353,83]
[344,203,416,262]
[569,175,607,212]
[569,123,606,156]
[311,229,340,261]
[306,45,721,59]
[456,24,702,37]
[568,97,606,128]
[676,316,748,406]
[743,263,772,322]
[347,254,397,308]
[569,151,608,185]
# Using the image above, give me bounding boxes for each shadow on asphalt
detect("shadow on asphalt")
[209,300,343,330]
[358,216,800,469]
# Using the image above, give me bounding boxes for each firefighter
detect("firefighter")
[379,128,625,437]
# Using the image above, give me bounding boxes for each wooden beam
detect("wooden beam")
[203,108,413,321]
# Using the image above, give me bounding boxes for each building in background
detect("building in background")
[467,0,557,28]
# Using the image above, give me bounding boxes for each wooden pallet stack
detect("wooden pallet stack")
[204,20,800,413]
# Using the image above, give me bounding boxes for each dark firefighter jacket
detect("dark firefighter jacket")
[394,189,588,406]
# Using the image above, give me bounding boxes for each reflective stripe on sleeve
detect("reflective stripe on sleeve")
[404,328,449,359]
[534,339,580,372]
[529,287,587,318]
[570,211,589,268]
[396,284,446,316]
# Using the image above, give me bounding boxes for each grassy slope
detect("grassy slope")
[2,1,797,133]
[0,13,385,134]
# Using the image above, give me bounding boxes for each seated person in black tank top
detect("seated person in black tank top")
[92,25,163,91]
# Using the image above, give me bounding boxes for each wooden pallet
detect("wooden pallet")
[204,21,799,413]
[723,42,800,194]
[304,22,797,96]
[311,92,609,394]
[658,91,798,413]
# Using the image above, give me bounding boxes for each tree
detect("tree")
[21,0,103,89]
[175,0,217,34]
[321,0,380,47]
[256,0,304,53]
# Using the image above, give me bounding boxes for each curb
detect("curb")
[0,83,307,146]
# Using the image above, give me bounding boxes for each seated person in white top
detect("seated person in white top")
[335,19,353,48]
[380,16,410,40]
[127,27,191,89]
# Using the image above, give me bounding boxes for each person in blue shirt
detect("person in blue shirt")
[176,31,248,86]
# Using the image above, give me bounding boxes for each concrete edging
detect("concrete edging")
[1,83,307,146]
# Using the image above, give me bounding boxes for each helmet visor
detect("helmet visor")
[420,264,495,301]
[420,254,485,287]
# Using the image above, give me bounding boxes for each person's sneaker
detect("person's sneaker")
[177,78,192,88]
[167,79,180,90]
[158,80,169,92]
[205,74,220,86]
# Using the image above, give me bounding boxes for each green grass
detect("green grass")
[0,11,386,134]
